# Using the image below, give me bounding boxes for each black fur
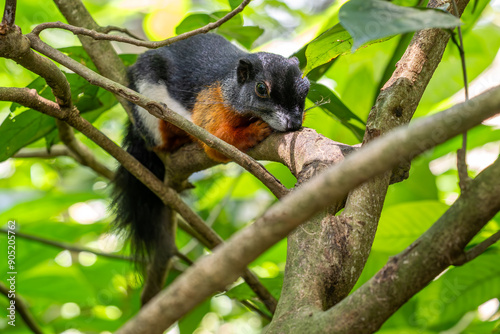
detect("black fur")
[128,33,310,133]
[112,123,167,263]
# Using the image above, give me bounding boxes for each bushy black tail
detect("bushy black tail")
[112,123,173,265]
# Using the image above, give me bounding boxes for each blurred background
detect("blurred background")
[1,0,500,333]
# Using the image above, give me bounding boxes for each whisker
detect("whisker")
[305,97,330,112]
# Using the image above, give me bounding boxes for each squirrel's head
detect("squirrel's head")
[226,53,310,132]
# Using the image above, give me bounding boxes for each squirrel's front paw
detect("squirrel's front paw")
[252,120,273,143]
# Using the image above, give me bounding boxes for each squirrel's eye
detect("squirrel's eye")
[255,82,269,98]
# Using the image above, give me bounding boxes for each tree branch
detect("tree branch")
[0,281,43,334]
[116,84,500,334]
[0,28,71,108]
[34,0,252,49]
[56,120,115,179]
[98,25,145,40]
[451,0,472,191]
[452,230,500,266]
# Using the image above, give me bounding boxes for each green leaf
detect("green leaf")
[304,23,390,75]
[339,0,462,50]
[175,13,212,35]
[0,192,102,224]
[373,200,449,253]
[175,11,262,49]
[228,0,241,10]
[219,25,264,49]
[307,82,365,141]
[19,264,95,303]
[266,162,297,189]
[430,125,500,160]
[416,24,500,117]
[415,250,500,330]
[178,299,211,334]
[59,46,98,71]
[213,11,262,49]
[226,274,283,301]
[0,47,118,158]
[384,156,439,206]
[292,43,337,81]
[0,110,57,162]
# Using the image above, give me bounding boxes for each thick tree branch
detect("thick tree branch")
[25,34,288,198]
[0,86,276,314]
[116,84,500,334]
[56,120,115,179]
[321,157,500,334]
[0,281,43,334]
[165,128,355,182]
[35,0,251,49]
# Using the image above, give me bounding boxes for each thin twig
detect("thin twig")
[240,300,272,321]
[451,0,471,192]
[452,230,500,266]
[31,0,252,49]
[98,25,145,40]
[14,145,73,158]
[0,228,136,262]
[0,281,43,334]
[174,251,194,266]
[0,0,17,32]
[56,120,115,179]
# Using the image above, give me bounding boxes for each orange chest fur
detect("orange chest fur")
[158,83,272,162]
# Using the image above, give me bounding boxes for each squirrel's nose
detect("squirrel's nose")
[287,118,302,131]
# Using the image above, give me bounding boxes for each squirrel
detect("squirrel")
[112,33,310,304]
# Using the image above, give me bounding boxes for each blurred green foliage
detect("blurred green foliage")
[1,0,500,333]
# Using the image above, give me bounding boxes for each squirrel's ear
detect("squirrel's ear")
[288,56,300,66]
[237,58,253,84]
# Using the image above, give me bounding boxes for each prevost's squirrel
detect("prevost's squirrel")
[112,33,309,303]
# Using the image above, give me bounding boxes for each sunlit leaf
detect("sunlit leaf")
[307,82,365,141]
[226,274,283,300]
[339,0,462,50]
[304,23,390,76]
[373,201,449,253]
[0,110,56,162]
[415,250,500,330]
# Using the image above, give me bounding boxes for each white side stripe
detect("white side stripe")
[135,80,192,146]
